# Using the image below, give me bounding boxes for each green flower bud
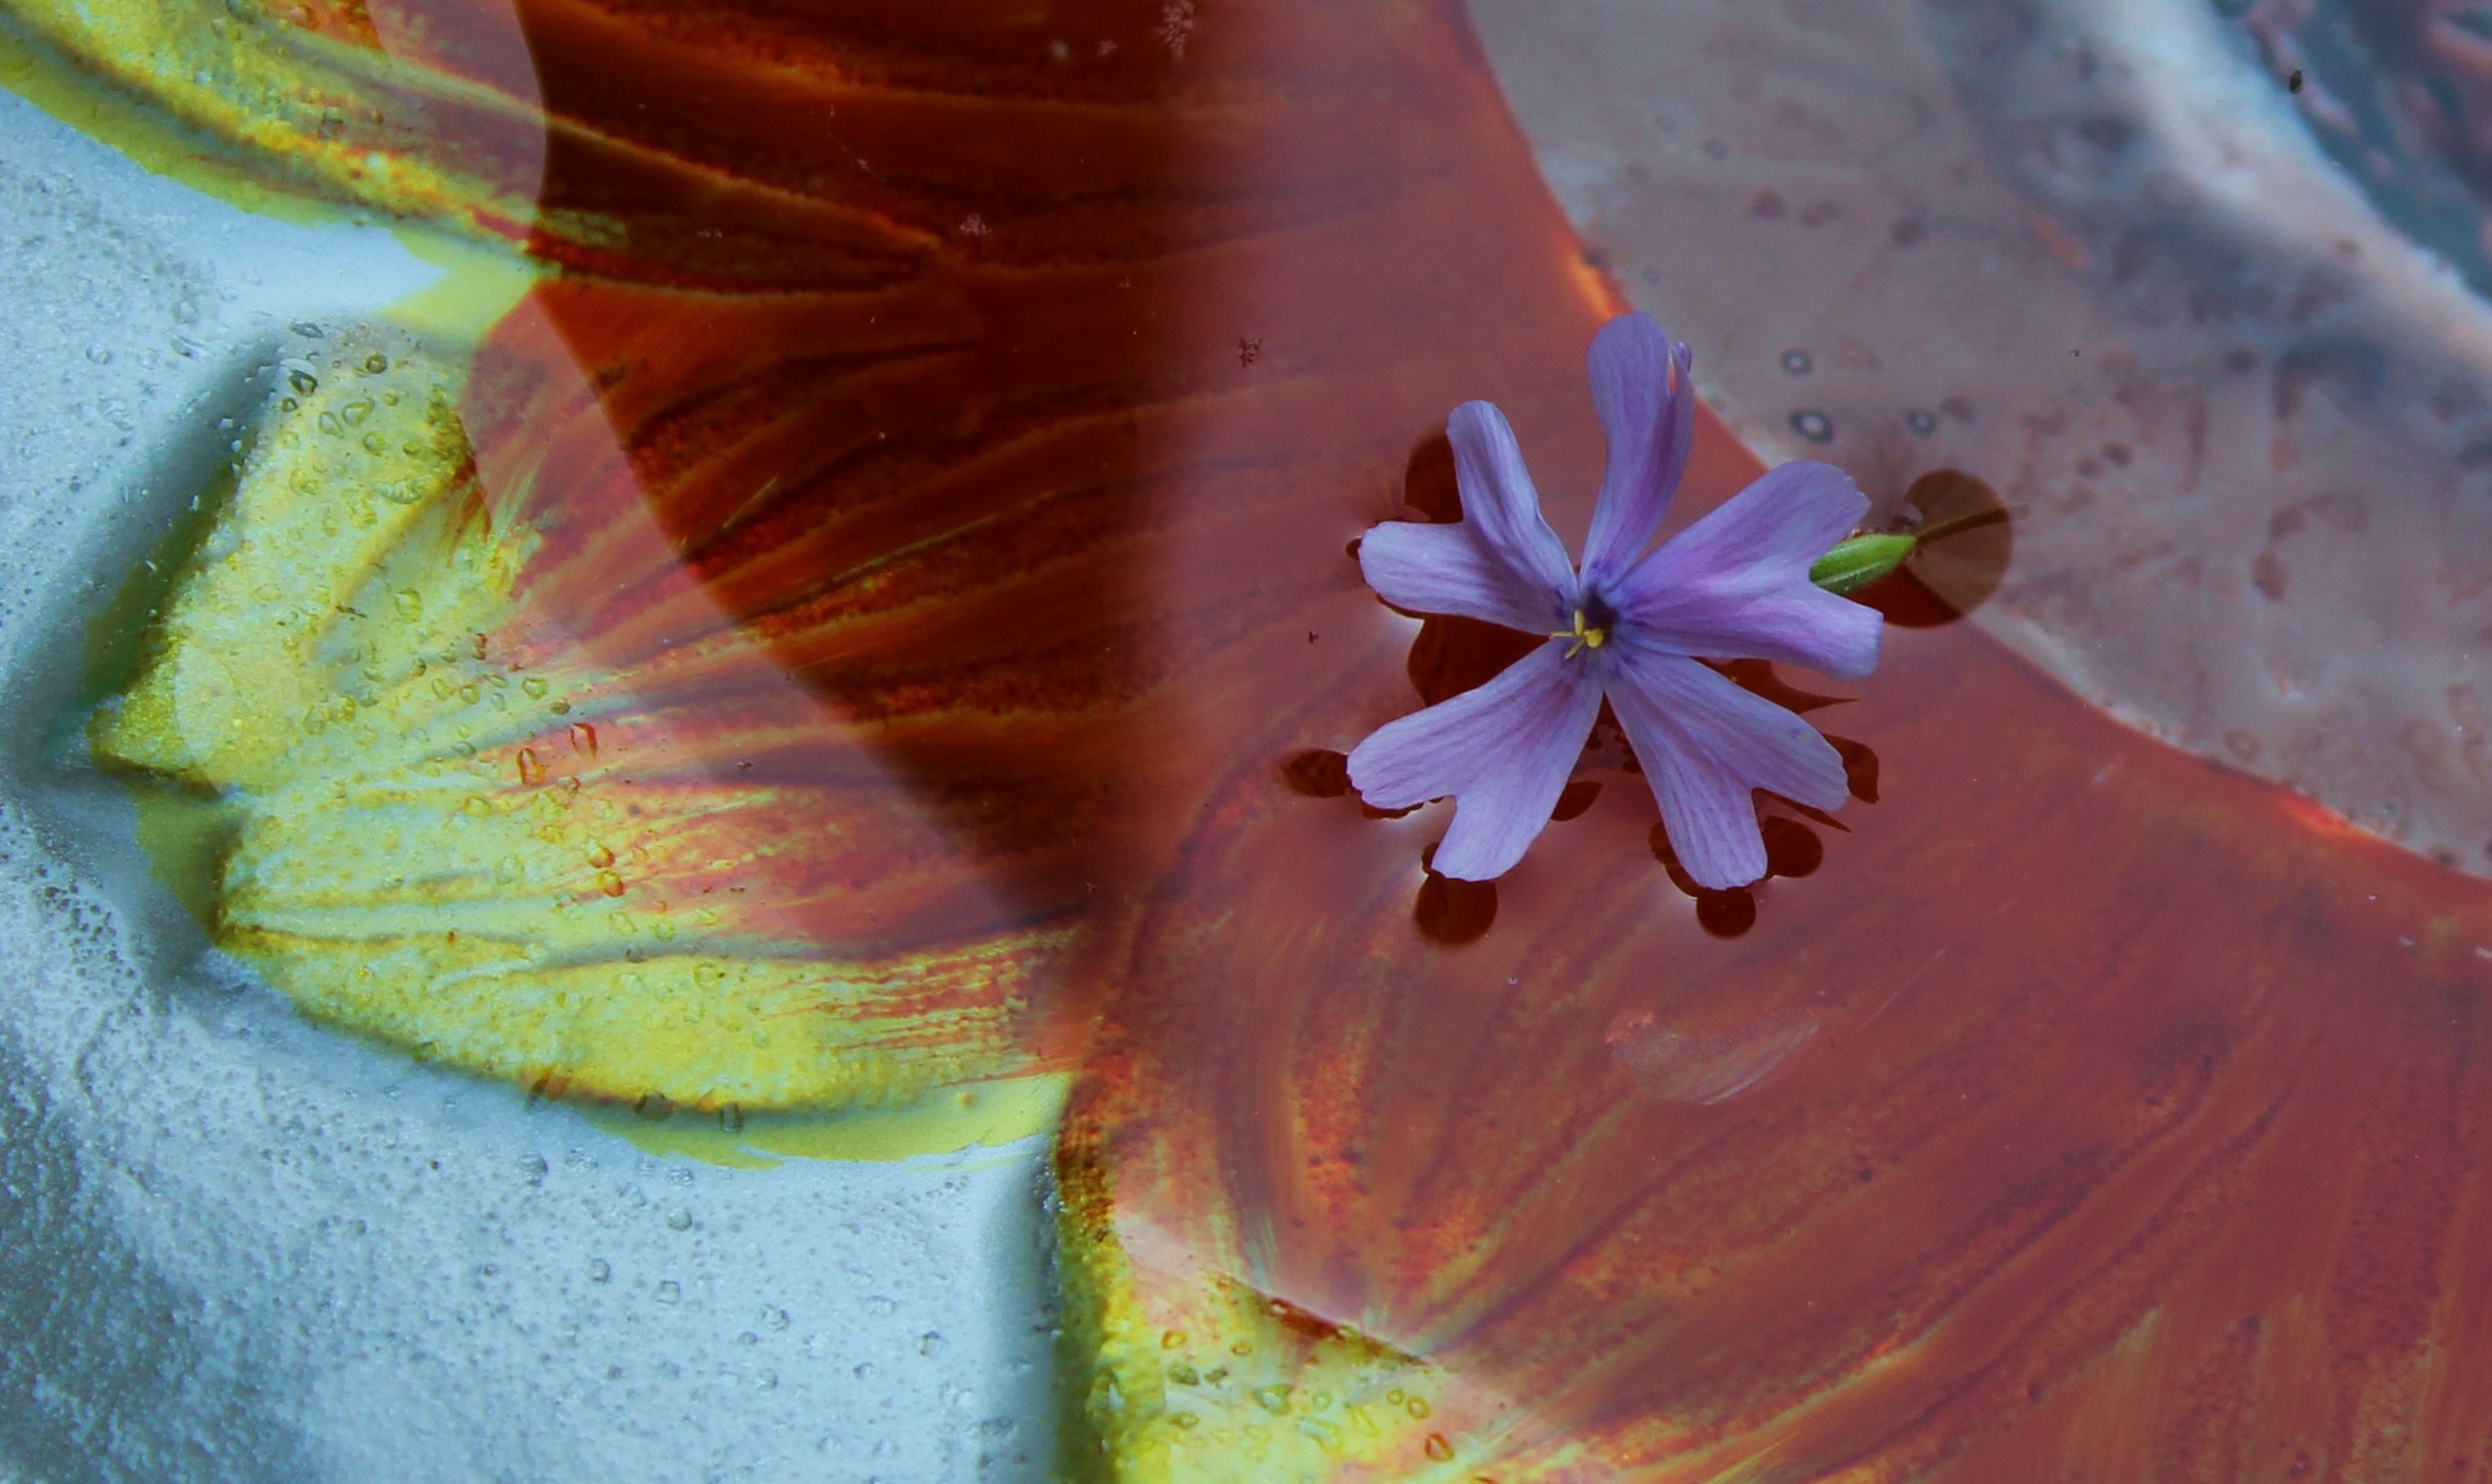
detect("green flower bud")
[1809,532,1916,596]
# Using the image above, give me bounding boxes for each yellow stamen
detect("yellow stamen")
[1551,609,1608,659]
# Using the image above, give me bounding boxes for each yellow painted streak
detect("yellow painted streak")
[386,230,538,346]
[1053,1167,1517,1484]
[0,0,531,239]
[1,5,542,351]
[91,336,1045,1112]
[593,1073,1071,1169]
[0,19,335,229]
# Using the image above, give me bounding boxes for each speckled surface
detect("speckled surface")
[0,88,1055,1484]
[1470,0,2492,877]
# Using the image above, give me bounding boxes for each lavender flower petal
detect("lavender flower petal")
[1359,521,1573,632]
[1612,460,1882,680]
[1347,639,1603,881]
[1579,314,1695,585]
[1444,400,1578,605]
[1604,651,1850,890]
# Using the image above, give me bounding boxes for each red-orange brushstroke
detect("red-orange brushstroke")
[426,0,1644,1073]
[1002,11,2492,1484]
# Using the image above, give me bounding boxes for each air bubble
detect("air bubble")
[1904,408,1938,437]
[1789,409,1834,443]
[1780,349,1811,374]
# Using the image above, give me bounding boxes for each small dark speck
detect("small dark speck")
[1306,631,1319,644]
[2289,69,2304,94]
[1702,139,1728,158]
[1236,337,1261,368]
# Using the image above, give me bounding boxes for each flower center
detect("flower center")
[1552,607,1609,660]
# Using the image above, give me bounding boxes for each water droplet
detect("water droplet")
[287,369,318,396]
[588,1258,611,1283]
[1695,888,1758,937]
[85,344,113,365]
[392,588,423,621]
[516,747,547,786]
[596,869,625,897]
[291,320,325,337]
[1904,408,1938,437]
[653,1280,681,1305]
[1789,409,1834,444]
[667,1209,693,1231]
[919,1331,946,1356]
[1253,1383,1293,1415]
[1423,1433,1453,1461]
[585,843,615,868]
[364,352,390,373]
[763,1305,789,1332]
[1780,349,1811,374]
[521,677,549,699]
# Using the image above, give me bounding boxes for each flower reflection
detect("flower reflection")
[1348,314,1883,888]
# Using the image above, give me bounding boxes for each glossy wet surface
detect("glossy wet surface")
[6,0,2492,1478]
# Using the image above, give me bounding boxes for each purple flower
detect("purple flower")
[1347,313,1882,890]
